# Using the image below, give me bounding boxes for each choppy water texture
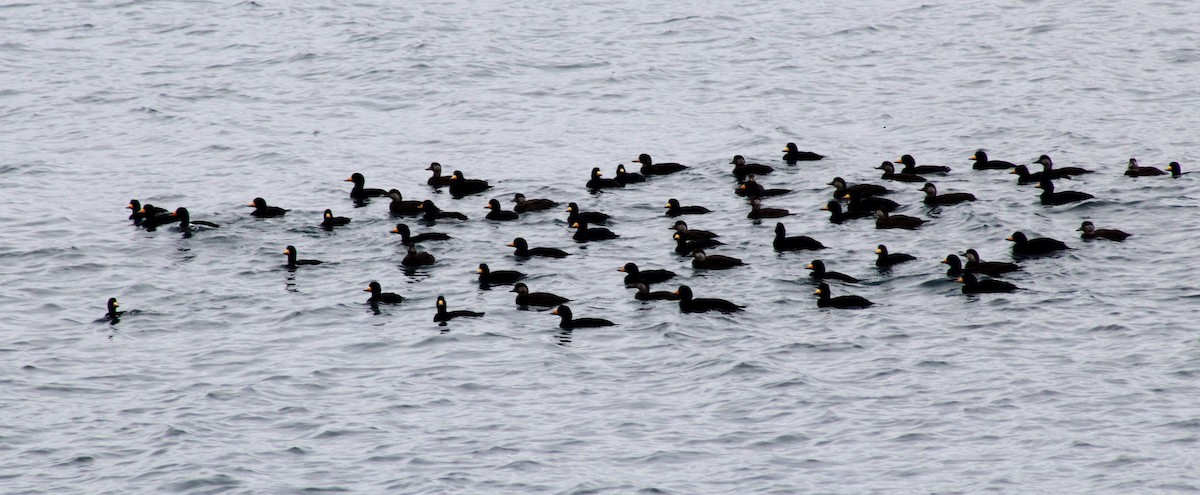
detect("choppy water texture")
[3,1,1200,493]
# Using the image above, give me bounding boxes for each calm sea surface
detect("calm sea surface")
[3,1,1199,493]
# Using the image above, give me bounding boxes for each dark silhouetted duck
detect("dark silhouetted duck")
[843,191,899,213]
[572,220,618,242]
[402,244,435,266]
[962,249,1019,277]
[875,209,925,230]
[248,198,288,218]
[1034,155,1092,178]
[105,297,124,321]
[1124,158,1164,177]
[170,207,220,233]
[898,154,951,175]
[634,283,680,301]
[691,249,745,270]
[958,273,1019,294]
[783,142,824,163]
[1010,165,1047,184]
[137,203,176,230]
[419,200,467,222]
[815,282,872,309]
[971,150,1015,170]
[284,245,322,268]
[614,164,646,185]
[448,170,491,198]
[1007,231,1069,256]
[1078,221,1130,241]
[509,237,570,258]
[829,177,889,199]
[566,202,610,225]
[773,223,825,251]
[878,161,926,183]
[552,305,616,328]
[321,209,351,230]
[806,260,859,283]
[1168,162,1187,178]
[388,190,422,216]
[673,232,723,255]
[364,281,404,304]
[822,201,871,224]
[511,283,570,307]
[876,244,916,267]
[736,175,791,198]
[587,167,623,190]
[941,254,964,277]
[484,199,519,221]
[619,262,677,286]
[392,223,450,245]
[921,182,976,206]
[425,162,452,187]
[1036,178,1093,206]
[634,153,687,175]
[675,285,743,313]
[345,172,389,200]
[512,193,558,213]
[127,200,167,226]
[666,198,711,217]
[670,220,719,240]
[477,263,526,286]
[434,296,484,322]
[731,155,773,180]
[748,198,790,219]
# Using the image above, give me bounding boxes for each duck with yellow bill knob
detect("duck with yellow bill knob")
[898,154,951,175]
[876,244,916,268]
[477,263,526,286]
[782,142,824,163]
[572,220,618,242]
[807,260,859,283]
[364,281,404,304]
[675,285,744,313]
[566,202,610,225]
[484,199,519,221]
[957,273,1019,294]
[511,283,570,308]
[552,305,616,329]
[284,245,323,269]
[247,197,288,218]
[634,153,687,175]
[509,237,570,259]
[392,223,450,245]
[448,170,492,198]
[815,282,873,309]
[673,232,723,255]
[665,198,711,217]
[321,209,351,230]
[736,174,791,198]
[587,167,623,190]
[345,172,389,200]
[970,150,1015,170]
[434,296,484,322]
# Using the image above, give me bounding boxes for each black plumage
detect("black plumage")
[874,209,925,230]
[434,296,484,322]
[675,285,743,313]
[1007,231,1070,256]
[673,232,723,255]
[806,260,859,283]
[731,155,773,180]
[970,150,1015,170]
[419,200,468,222]
[875,244,916,267]
[921,182,976,206]
[782,142,824,163]
[284,245,322,269]
[402,244,435,266]
[572,220,618,242]
[477,263,526,286]
[619,262,677,286]
[552,305,616,329]
[814,282,873,309]
[736,175,791,198]
[1124,158,1164,177]
[509,237,570,258]
[957,273,1019,294]
[512,193,558,213]
[829,177,889,199]
[962,249,1020,277]
[448,170,492,198]
[898,154,951,175]
[566,202,610,225]
[248,198,288,218]
[878,161,926,183]
[1078,221,1130,241]
[345,172,389,200]
[773,223,825,251]
[843,191,900,213]
[1035,155,1093,178]
[484,199,519,221]
[633,283,680,301]
[614,164,646,185]
[822,201,871,224]
[388,189,423,216]
[670,220,719,240]
[321,209,351,230]
[665,198,711,217]
[634,153,687,175]
[748,198,790,219]
[1036,178,1093,206]
[587,167,624,190]
[511,283,570,307]
[364,281,404,304]
[392,223,450,245]
[691,250,745,270]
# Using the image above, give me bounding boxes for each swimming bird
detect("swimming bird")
[773,223,825,251]
[691,249,745,270]
[822,201,871,224]
[957,272,1019,294]
[665,198,711,217]
[586,167,623,190]
[731,155,773,180]
[736,175,791,198]
[874,209,925,230]
[1078,221,1130,241]
[675,285,743,313]
[619,262,677,286]
[511,283,570,307]
[387,190,422,216]
[876,244,916,267]
[127,200,167,226]
[673,232,723,255]
[321,209,351,230]
[878,161,926,183]
[633,283,680,301]
[634,153,687,175]
[921,182,976,206]
[106,297,124,321]
[748,198,790,219]
[434,296,484,322]
[1035,178,1093,206]
[941,254,964,277]
[512,193,557,213]
[284,245,322,268]
[1168,162,1187,178]
[509,237,570,258]
[552,305,616,328]
[571,220,618,242]
[961,249,1020,277]
[814,282,873,309]
[425,162,452,187]
[1124,158,1164,177]
[843,191,900,213]
[614,164,646,185]
[970,150,1015,170]
[829,177,889,199]
[1007,231,1069,256]
[566,202,610,225]
[364,281,404,304]
[477,263,526,286]
[1034,155,1093,178]
[484,199,519,221]
[806,260,859,283]
[898,154,951,175]
[392,223,450,245]
[669,220,719,240]
[402,244,435,266]
[345,172,389,200]
[248,197,288,218]
[137,203,177,231]
[419,200,468,222]
[1010,165,1047,184]
[448,170,491,198]
[170,207,220,232]
[782,142,824,163]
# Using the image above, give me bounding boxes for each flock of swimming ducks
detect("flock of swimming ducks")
[108,144,1187,326]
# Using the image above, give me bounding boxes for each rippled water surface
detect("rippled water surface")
[3,1,1200,493]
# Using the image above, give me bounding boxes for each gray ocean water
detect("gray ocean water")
[3,1,1200,493]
